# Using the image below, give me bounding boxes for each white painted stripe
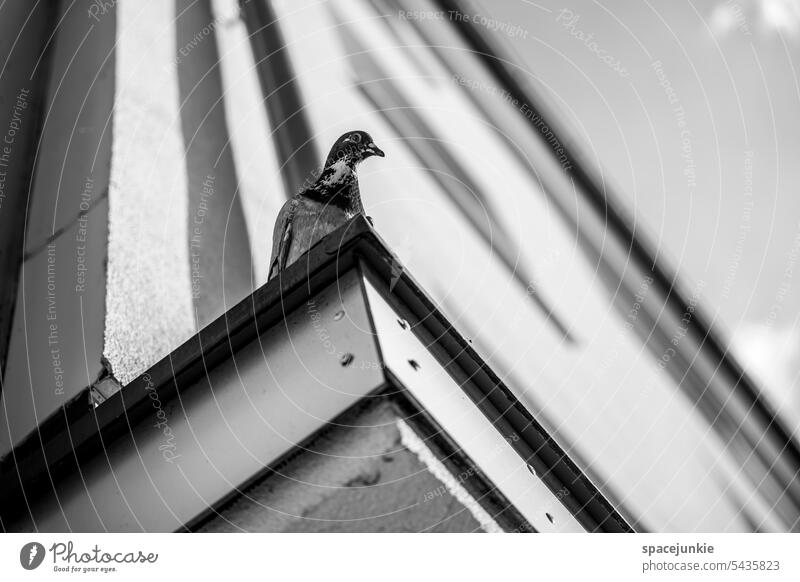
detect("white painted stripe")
[397,418,504,533]
[211,0,287,287]
[105,0,195,385]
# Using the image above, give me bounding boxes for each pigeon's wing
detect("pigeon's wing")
[268,198,298,280]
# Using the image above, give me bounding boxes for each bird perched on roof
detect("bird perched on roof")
[268,130,385,280]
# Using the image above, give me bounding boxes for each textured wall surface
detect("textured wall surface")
[200,399,484,533]
[105,0,195,385]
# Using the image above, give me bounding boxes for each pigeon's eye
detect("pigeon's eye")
[350,133,362,144]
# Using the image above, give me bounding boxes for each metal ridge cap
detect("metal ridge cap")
[356,258,633,532]
[0,217,377,517]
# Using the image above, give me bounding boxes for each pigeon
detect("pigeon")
[268,130,385,280]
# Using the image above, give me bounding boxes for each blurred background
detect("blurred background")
[492,0,800,431]
[1,0,800,532]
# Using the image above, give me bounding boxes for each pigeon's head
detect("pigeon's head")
[324,130,385,168]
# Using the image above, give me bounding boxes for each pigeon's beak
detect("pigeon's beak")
[365,142,385,158]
